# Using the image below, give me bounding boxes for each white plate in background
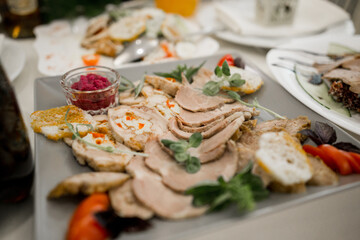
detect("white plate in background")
[196,1,355,48]
[266,35,360,134]
[0,38,26,81]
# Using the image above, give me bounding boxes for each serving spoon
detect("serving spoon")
[113,26,225,66]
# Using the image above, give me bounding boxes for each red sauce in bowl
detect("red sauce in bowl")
[70,74,117,111]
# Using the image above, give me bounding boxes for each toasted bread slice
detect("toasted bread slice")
[255,131,313,189]
[31,105,94,141]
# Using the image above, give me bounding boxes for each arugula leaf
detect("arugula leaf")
[154,61,205,83]
[185,163,269,213]
[161,133,202,173]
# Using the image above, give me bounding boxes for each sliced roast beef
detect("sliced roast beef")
[323,68,360,94]
[176,116,224,133]
[145,139,238,192]
[175,85,233,112]
[313,55,356,74]
[191,67,213,88]
[178,102,257,127]
[48,172,129,198]
[145,75,181,96]
[169,112,244,140]
[126,156,206,219]
[108,105,168,151]
[109,179,154,220]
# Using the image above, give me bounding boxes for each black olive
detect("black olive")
[234,57,245,69]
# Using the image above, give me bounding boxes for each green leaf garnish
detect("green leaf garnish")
[118,75,135,92]
[202,81,221,96]
[64,108,148,157]
[154,61,205,83]
[134,76,145,98]
[222,60,231,76]
[185,162,269,213]
[161,133,202,174]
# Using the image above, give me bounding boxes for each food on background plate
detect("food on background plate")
[32,55,360,239]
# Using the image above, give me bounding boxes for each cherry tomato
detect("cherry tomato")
[217,54,235,67]
[303,145,336,170]
[82,54,100,66]
[319,144,352,175]
[67,193,110,240]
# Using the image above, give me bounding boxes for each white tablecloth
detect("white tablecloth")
[1,37,360,240]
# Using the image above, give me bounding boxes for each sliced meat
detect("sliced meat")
[191,67,213,88]
[178,102,257,127]
[145,75,181,96]
[169,112,244,140]
[342,58,360,72]
[108,105,168,151]
[307,154,338,186]
[323,68,360,94]
[313,55,356,74]
[175,85,233,112]
[109,179,154,220]
[119,88,146,106]
[72,138,133,172]
[126,156,206,219]
[161,117,244,163]
[145,139,238,192]
[176,116,225,133]
[93,115,110,134]
[48,172,129,198]
[254,116,311,142]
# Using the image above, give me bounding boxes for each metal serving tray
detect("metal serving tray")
[34,52,360,240]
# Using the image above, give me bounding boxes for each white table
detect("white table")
[1,37,360,240]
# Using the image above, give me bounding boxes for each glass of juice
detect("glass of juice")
[155,0,199,17]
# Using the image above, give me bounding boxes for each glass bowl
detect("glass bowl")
[60,66,120,115]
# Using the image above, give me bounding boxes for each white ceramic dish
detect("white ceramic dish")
[1,38,26,81]
[196,1,355,48]
[266,35,360,135]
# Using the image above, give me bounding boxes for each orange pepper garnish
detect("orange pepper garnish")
[126,116,135,121]
[95,139,102,145]
[160,42,174,58]
[90,132,105,138]
[166,99,175,108]
[165,77,176,83]
[138,123,145,129]
[116,123,123,128]
[82,54,100,66]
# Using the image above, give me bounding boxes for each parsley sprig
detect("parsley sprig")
[154,61,205,83]
[161,133,202,174]
[185,163,269,212]
[118,75,145,99]
[202,60,285,119]
[202,60,245,96]
[65,109,148,157]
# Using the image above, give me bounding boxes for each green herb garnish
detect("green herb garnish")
[65,109,148,157]
[161,133,202,173]
[154,61,205,83]
[202,60,245,96]
[185,163,269,212]
[118,75,145,99]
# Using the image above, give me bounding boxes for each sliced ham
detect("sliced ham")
[108,105,168,151]
[126,156,206,219]
[145,139,238,192]
[323,68,360,94]
[48,172,129,198]
[191,67,213,88]
[175,85,233,112]
[178,102,257,127]
[169,112,244,140]
[109,179,154,220]
[145,75,181,96]
[72,139,133,172]
[176,116,224,133]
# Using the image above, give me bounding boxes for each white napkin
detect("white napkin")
[215,0,350,38]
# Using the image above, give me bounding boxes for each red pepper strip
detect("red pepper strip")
[318,144,352,175]
[67,193,110,240]
[349,152,360,165]
[345,152,360,173]
[217,54,235,67]
[160,42,174,58]
[303,145,336,170]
